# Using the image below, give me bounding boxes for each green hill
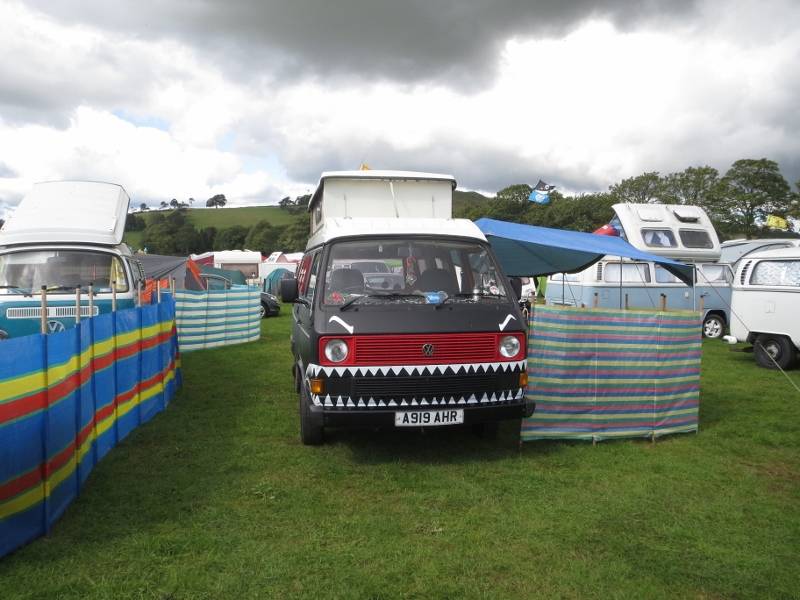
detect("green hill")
[124,205,301,248]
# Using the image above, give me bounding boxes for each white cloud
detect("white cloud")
[1,0,799,221]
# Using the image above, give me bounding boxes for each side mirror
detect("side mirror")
[508,276,522,300]
[280,277,299,303]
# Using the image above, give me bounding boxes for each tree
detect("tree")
[0,218,4,229]
[169,198,179,209]
[159,201,168,210]
[139,202,149,212]
[124,213,146,232]
[277,217,310,252]
[278,196,292,209]
[244,220,281,254]
[206,194,227,209]
[660,166,720,206]
[716,159,792,239]
[496,184,533,204]
[609,172,662,204]
[213,225,248,250]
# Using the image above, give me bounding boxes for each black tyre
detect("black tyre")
[259,303,267,319]
[754,334,797,370]
[299,385,324,445]
[702,314,725,339]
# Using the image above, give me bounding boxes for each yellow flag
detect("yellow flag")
[359,163,371,171]
[766,215,789,230]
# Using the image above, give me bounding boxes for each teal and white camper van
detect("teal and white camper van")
[544,203,733,338]
[0,181,144,340]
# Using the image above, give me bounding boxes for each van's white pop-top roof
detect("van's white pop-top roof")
[0,181,130,246]
[308,170,457,229]
[612,202,721,261]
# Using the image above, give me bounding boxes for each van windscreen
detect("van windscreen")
[0,250,128,294]
[322,238,507,305]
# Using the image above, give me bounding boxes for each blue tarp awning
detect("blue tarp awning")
[475,218,694,286]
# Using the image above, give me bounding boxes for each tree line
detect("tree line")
[124,157,799,257]
[465,158,800,239]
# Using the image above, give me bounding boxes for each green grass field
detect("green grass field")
[1,313,799,598]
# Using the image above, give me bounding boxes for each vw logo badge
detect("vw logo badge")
[421,343,435,357]
[47,320,66,334]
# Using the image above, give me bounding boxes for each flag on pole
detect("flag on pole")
[766,215,789,230]
[528,180,556,204]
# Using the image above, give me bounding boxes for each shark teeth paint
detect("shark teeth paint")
[304,360,525,410]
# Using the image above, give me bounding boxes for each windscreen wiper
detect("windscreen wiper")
[452,292,508,299]
[44,285,91,293]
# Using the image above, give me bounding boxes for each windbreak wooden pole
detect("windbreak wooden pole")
[111,281,117,312]
[88,283,94,318]
[659,294,667,312]
[75,288,81,324]
[40,286,48,334]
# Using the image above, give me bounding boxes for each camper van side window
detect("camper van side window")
[654,265,681,284]
[305,253,320,300]
[679,229,713,249]
[750,260,800,287]
[603,263,651,283]
[296,255,313,295]
[699,264,732,283]
[642,229,677,248]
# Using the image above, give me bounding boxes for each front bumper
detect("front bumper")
[304,360,534,427]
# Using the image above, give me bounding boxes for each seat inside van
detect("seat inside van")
[329,268,365,294]
[415,267,458,295]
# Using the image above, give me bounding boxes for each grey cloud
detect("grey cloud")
[25,0,700,87]
[273,136,606,196]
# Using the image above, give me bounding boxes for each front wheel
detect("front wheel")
[702,314,725,339]
[259,303,267,319]
[299,386,324,445]
[754,334,797,370]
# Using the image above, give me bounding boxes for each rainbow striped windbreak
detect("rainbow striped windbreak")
[522,305,701,442]
[175,288,261,352]
[0,299,181,558]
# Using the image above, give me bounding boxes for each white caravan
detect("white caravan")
[726,247,800,369]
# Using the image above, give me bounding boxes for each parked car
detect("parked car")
[260,280,281,318]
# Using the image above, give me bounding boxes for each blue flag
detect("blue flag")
[528,179,556,204]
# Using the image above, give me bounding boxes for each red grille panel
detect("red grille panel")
[319,333,524,365]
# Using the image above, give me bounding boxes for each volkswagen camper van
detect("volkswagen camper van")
[545,202,732,338]
[726,247,800,369]
[0,181,143,339]
[281,170,534,444]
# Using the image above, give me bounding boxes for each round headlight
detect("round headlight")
[324,339,349,363]
[499,335,521,358]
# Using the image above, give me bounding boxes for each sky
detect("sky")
[1,0,799,217]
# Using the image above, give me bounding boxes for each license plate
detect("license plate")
[394,409,464,427]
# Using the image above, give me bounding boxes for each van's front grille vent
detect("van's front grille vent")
[739,260,752,285]
[6,306,100,319]
[596,263,603,281]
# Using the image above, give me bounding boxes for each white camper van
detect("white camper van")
[0,181,144,339]
[727,247,800,369]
